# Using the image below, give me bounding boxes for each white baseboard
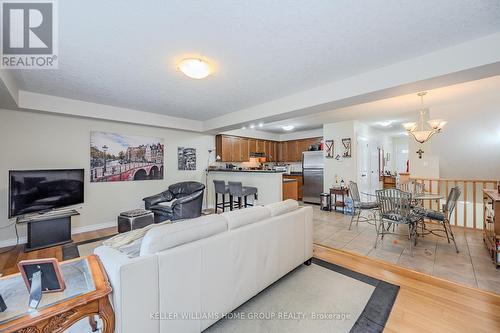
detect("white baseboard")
[0,221,115,248]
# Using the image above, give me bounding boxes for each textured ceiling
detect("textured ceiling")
[11,0,500,120]
[259,74,500,134]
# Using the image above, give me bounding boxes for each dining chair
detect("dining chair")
[414,186,461,253]
[348,181,379,230]
[375,188,422,256]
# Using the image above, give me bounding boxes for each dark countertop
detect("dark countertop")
[208,169,285,173]
[284,172,303,176]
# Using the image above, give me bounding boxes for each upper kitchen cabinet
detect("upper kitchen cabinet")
[288,141,299,162]
[231,137,242,162]
[278,142,287,162]
[240,137,250,161]
[216,135,233,161]
[248,138,257,154]
[256,139,265,154]
[216,134,322,162]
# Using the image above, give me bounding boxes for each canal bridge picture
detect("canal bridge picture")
[90,131,164,182]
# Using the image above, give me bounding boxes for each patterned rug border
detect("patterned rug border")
[62,235,114,260]
[312,258,400,333]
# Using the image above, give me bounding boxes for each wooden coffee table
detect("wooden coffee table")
[0,254,114,333]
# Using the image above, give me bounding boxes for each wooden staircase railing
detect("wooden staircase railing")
[410,178,498,230]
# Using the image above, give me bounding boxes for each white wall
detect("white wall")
[279,128,323,141]
[0,108,214,246]
[323,121,356,190]
[392,137,409,173]
[222,128,323,142]
[221,128,280,141]
[408,78,500,180]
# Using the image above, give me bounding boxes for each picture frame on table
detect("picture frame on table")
[17,258,66,293]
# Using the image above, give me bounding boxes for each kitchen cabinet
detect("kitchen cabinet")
[283,179,299,200]
[279,142,288,162]
[248,139,257,154]
[271,141,277,161]
[216,135,322,162]
[218,135,233,161]
[268,141,276,161]
[231,137,242,162]
[256,139,265,154]
[288,141,299,162]
[284,175,303,200]
[240,138,249,161]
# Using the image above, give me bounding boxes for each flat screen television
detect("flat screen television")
[9,169,84,218]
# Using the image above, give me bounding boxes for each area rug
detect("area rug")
[61,235,112,260]
[204,258,399,333]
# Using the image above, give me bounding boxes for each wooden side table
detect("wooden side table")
[330,187,349,213]
[0,255,114,333]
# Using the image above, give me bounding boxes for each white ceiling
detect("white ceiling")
[8,0,500,121]
[258,74,500,135]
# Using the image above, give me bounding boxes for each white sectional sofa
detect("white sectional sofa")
[94,200,313,333]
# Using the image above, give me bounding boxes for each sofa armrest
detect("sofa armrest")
[143,190,173,209]
[302,206,314,260]
[94,246,160,333]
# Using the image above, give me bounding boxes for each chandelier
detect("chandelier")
[402,92,446,144]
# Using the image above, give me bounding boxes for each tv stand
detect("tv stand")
[17,209,80,252]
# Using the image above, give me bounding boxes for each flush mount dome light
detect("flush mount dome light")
[281,125,295,131]
[178,58,211,79]
[377,121,393,127]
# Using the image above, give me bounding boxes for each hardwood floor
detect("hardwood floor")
[314,244,500,333]
[0,226,117,276]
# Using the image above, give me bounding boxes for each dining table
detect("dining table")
[413,193,444,209]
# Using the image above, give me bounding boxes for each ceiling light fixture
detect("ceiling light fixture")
[241,126,246,130]
[258,123,264,127]
[178,58,212,79]
[281,125,295,131]
[402,92,446,144]
[377,121,393,127]
[250,124,255,129]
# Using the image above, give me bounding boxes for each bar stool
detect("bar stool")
[213,180,231,213]
[228,181,258,209]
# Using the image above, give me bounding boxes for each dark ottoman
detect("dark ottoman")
[118,209,154,233]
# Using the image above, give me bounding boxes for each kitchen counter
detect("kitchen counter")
[207,169,285,173]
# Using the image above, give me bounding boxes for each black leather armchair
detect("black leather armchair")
[143,181,205,222]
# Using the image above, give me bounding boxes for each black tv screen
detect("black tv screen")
[9,169,84,218]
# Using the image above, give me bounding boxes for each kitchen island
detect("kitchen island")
[207,169,284,207]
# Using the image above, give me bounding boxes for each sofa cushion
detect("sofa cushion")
[221,206,272,230]
[157,199,177,207]
[265,199,299,217]
[140,215,227,255]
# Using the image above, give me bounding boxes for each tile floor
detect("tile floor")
[311,204,500,295]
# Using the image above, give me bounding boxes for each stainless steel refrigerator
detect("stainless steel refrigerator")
[302,151,324,204]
